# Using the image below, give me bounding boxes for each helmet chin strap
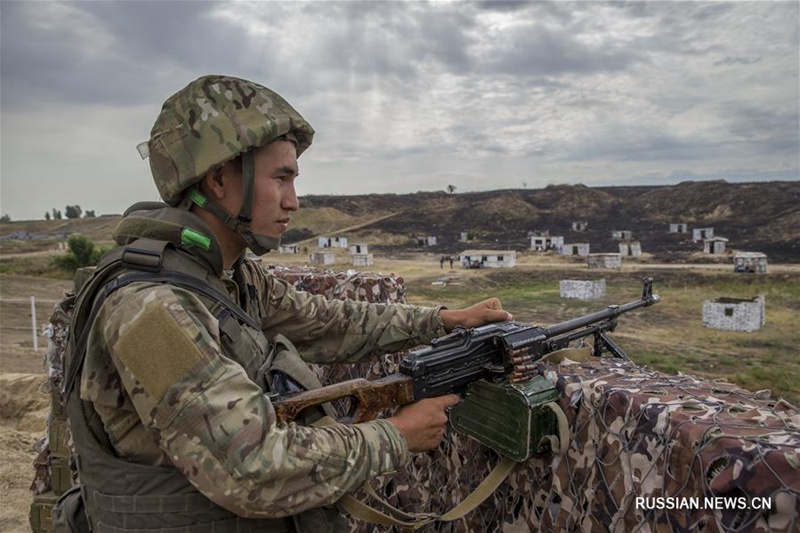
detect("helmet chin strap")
[235,150,279,256]
[188,150,279,257]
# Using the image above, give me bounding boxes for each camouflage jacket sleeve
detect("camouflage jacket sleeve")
[250,265,447,362]
[82,282,410,518]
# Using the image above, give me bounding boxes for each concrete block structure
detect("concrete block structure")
[351,253,374,267]
[693,228,714,240]
[309,251,336,266]
[349,244,369,255]
[703,237,728,255]
[618,241,642,257]
[702,296,765,332]
[571,221,588,232]
[531,235,564,252]
[612,230,633,241]
[416,236,437,246]
[560,279,606,300]
[278,244,299,254]
[318,236,348,248]
[733,252,768,274]
[587,253,622,270]
[459,250,517,269]
[669,223,688,233]
[561,243,591,257]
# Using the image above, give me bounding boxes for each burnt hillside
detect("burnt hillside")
[296,181,800,262]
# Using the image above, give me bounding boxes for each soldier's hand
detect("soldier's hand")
[439,297,513,332]
[388,394,460,453]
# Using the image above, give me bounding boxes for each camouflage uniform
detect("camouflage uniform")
[70,205,446,530]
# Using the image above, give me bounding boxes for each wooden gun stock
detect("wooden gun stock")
[271,373,416,424]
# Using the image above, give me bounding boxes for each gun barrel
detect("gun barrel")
[506,278,660,348]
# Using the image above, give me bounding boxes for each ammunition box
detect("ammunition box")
[450,375,560,461]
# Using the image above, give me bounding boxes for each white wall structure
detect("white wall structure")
[669,223,688,233]
[560,279,606,300]
[612,230,633,241]
[459,250,517,268]
[587,253,622,270]
[318,236,348,248]
[561,243,591,257]
[693,228,714,240]
[530,235,564,251]
[703,237,728,255]
[733,252,768,274]
[310,251,336,265]
[279,244,299,254]
[349,243,369,255]
[351,253,374,267]
[618,241,642,257]
[572,221,588,232]
[702,296,765,332]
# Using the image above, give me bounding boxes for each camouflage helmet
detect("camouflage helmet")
[147,75,314,206]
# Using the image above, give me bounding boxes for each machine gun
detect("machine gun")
[272,278,660,460]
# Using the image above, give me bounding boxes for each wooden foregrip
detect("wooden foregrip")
[271,373,416,424]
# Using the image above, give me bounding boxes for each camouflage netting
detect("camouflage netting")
[32,267,800,533]
[271,267,800,533]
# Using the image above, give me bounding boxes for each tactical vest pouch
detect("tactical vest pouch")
[449,375,564,461]
[51,485,89,533]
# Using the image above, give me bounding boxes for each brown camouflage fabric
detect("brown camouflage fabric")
[270,269,800,533]
[33,268,800,532]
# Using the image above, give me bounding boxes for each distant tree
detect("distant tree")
[0,214,10,222]
[52,208,62,220]
[522,182,528,188]
[84,210,96,218]
[65,205,83,219]
[45,212,51,221]
[53,234,106,273]
[446,184,457,194]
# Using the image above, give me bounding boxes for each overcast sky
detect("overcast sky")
[1,0,798,221]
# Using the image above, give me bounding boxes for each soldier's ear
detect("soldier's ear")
[201,167,227,200]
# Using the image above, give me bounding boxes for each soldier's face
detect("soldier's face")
[218,140,300,240]
[250,140,300,239]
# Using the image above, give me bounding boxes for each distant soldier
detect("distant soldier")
[57,75,512,532]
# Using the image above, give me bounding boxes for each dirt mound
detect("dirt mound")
[0,373,49,532]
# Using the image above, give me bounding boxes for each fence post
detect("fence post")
[30,296,38,351]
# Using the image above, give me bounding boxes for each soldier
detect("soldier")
[58,75,512,532]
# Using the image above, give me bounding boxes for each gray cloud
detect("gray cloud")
[0,0,797,220]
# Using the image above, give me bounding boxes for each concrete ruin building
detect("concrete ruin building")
[560,279,606,300]
[459,250,517,268]
[587,253,622,270]
[693,227,714,241]
[530,235,564,252]
[669,223,688,233]
[309,251,336,266]
[349,243,373,267]
[618,241,642,257]
[416,236,437,246]
[703,296,765,332]
[612,230,633,241]
[278,244,300,254]
[703,237,728,255]
[560,243,591,257]
[351,253,374,267]
[571,221,588,232]
[733,252,768,274]
[318,236,348,248]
